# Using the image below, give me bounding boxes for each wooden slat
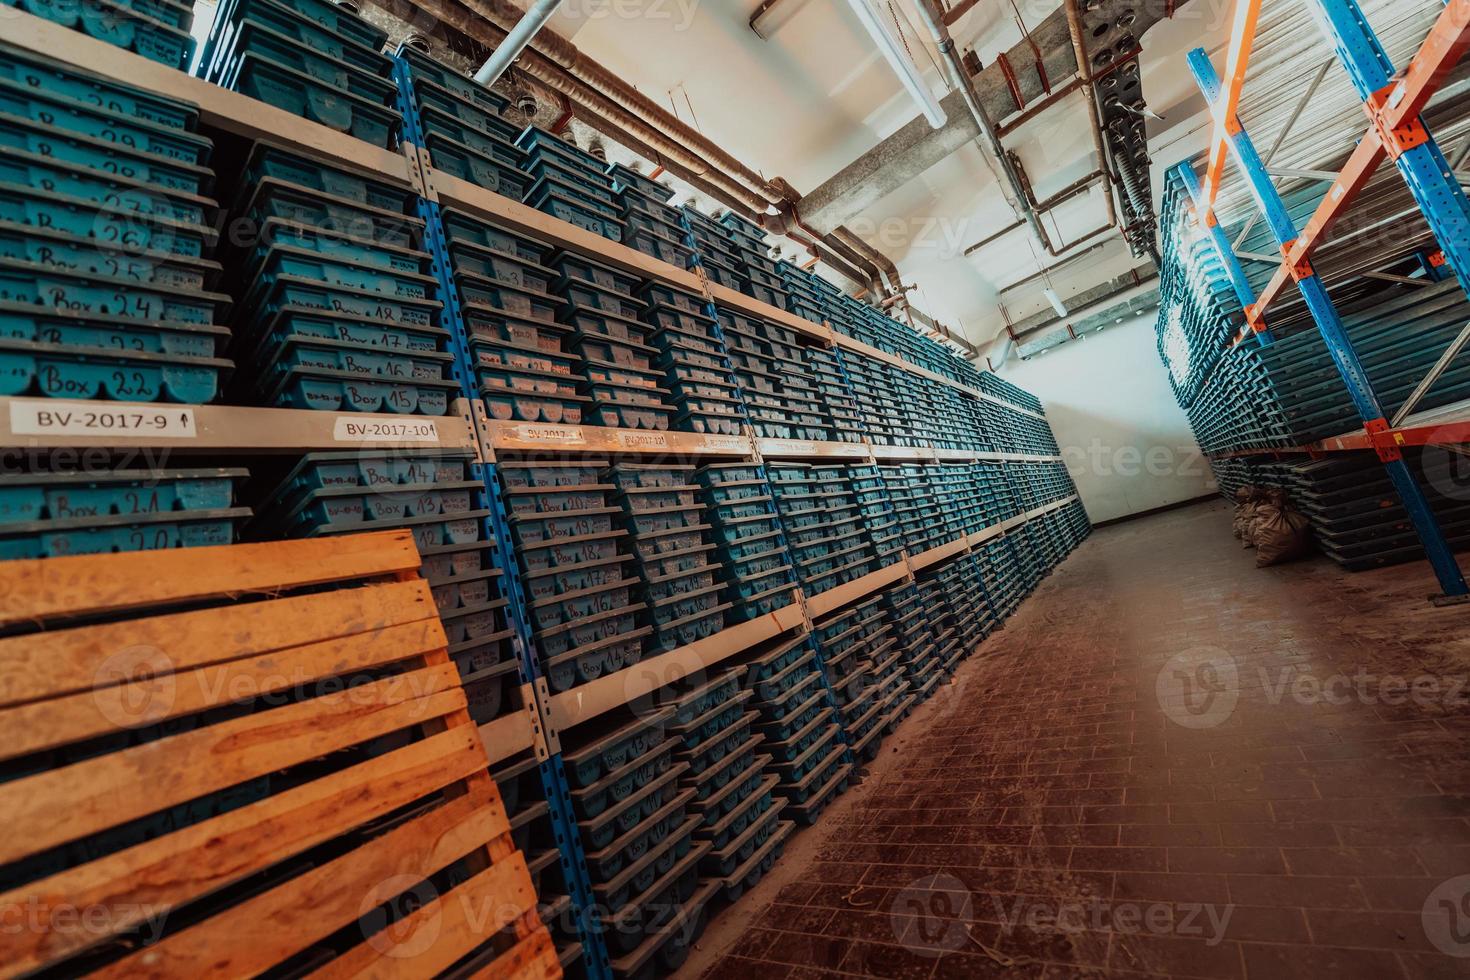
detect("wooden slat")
[0,666,464,866]
[0,530,423,628]
[309,855,541,979]
[92,792,503,978]
[0,618,447,762]
[0,726,493,976]
[0,579,438,707]
[464,929,562,980]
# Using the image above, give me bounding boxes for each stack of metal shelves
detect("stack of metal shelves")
[501,457,650,695]
[518,126,624,244]
[695,462,799,624]
[638,279,739,435]
[816,595,912,763]
[561,706,705,979]
[680,205,745,292]
[744,634,852,826]
[609,164,693,268]
[719,306,829,440]
[881,579,944,705]
[768,463,882,596]
[221,141,456,414]
[395,43,532,201]
[553,251,675,431]
[609,462,729,654]
[716,211,789,309]
[441,206,587,424]
[198,0,399,147]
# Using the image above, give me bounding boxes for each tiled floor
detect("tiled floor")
[682,500,1470,979]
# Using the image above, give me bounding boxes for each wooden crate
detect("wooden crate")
[0,531,560,980]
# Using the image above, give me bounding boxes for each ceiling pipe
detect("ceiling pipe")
[450,0,789,207]
[1062,0,1119,235]
[472,0,562,87]
[843,0,947,128]
[913,0,1057,258]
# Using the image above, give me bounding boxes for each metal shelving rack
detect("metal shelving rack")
[1176,0,1470,600]
[2,11,1085,977]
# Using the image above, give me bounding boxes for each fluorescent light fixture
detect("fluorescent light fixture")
[844,0,947,128]
[1044,287,1069,319]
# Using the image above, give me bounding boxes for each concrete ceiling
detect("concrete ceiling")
[558,0,1234,352]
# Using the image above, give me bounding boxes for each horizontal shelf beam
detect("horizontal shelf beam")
[480,707,535,766]
[484,421,754,456]
[6,12,410,182]
[1210,398,1470,457]
[0,398,480,453]
[548,600,806,730]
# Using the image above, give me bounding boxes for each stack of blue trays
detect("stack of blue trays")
[744,635,851,826]
[0,467,248,559]
[499,458,651,693]
[608,164,693,270]
[679,206,744,292]
[694,463,796,623]
[548,250,674,430]
[849,464,903,565]
[608,462,728,653]
[880,465,925,554]
[223,142,455,413]
[394,42,533,201]
[718,307,828,440]
[492,754,585,974]
[939,552,991,660]
[716,211,789,310]
[663,667,790,908]
[880,580,943,704]
[775,260,829,325]
[841,351,902,445]
[915,572,963,676]
[4,0,194,69]
[767,463,876,597]
[441,207,588,425]
[639,281,744,436]
[248,449,519,721]
[815,597,908,763]
[561,707,710,973]
[198,0,399,148]
[516,127,623,243]
[975,533,1024,622]
[0,49,234,404]
[803,346,865,442]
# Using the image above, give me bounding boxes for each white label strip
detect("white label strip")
[10,401,198,439]
[332,418,441,443]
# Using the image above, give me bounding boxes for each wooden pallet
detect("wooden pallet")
[0,531,560,980]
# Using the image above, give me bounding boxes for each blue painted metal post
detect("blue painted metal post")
[393,57,614,980]
[1188,47,1470,598]
[1308,0,1470,295]
[1172,162,1275,346]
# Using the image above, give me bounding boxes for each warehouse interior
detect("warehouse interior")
[3,0,1470,976]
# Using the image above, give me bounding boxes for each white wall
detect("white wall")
[998,317,1216,525]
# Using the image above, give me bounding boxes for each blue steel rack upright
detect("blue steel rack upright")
[1180,0,1470,600]
[392,56,614,980]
